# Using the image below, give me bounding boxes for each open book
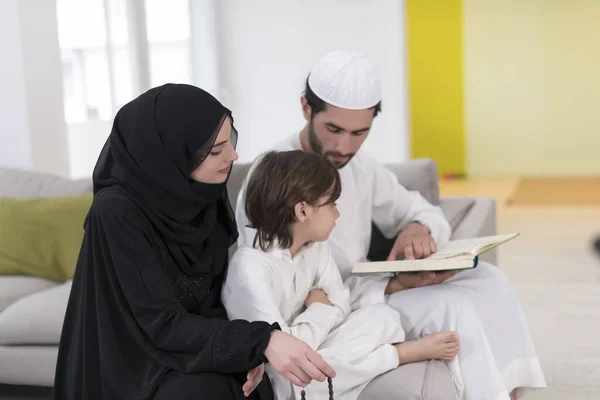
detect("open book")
[352,233,519,274]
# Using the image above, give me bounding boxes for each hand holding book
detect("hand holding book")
[384,270,458,294]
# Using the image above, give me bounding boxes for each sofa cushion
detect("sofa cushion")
[0,276,58,311]
[0,194,92,281]
[227,163,251,210]
[0,168,92,198]
[0,280,71,345]
[358,360,460,400]
[0,345,59,386]
[228,159,441,210]
[384,159,440,206]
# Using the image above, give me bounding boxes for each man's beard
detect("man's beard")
[307,120,355,169]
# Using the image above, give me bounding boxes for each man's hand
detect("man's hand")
[242,363,265,397]
[387,222,436,261]
[304,289,332,307]
[385,270,457,294]
[264,330,336,387]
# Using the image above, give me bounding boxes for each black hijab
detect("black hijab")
[92,83,238,278]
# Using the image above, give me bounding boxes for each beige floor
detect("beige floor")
[440,178,600,399]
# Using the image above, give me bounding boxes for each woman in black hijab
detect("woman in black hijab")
[53,84,334,400]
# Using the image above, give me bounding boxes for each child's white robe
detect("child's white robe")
[222,227,405,400]
[235,133,547,400]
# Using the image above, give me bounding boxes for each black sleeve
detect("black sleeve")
[93,194,279,374]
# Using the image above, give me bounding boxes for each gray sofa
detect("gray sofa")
[0,158,496,399]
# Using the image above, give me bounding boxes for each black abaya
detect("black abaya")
[53,84,278,400]
[153,370,273,400]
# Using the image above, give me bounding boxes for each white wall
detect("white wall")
[0,0,70,176]
[213,0,409,163]
[18,0,70,176]
[0,0,33,170]
[67,121,111,179]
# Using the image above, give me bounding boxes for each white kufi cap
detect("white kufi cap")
[308,50,381,110]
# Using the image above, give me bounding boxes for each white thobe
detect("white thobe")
[235,133,546,400]
[222,227,405,400]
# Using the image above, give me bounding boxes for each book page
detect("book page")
[426,233,519,260]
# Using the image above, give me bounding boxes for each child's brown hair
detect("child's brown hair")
[245,150,341,251]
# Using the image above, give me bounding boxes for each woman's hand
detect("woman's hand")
[304,289,332,307]
[242,363,265,397]
[264,330,336,387]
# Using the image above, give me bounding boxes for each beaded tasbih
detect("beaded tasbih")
[300,377,334,400]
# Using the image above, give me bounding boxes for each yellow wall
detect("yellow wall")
[464,0,600,177]
[406,0,466,176]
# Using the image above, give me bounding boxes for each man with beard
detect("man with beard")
[235,50,546,400]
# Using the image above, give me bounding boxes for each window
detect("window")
[56,0,194,178]
[146,0,193,86]
[56,0,193,124]
[57,0,115,124]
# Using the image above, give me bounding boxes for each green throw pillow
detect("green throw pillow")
[0,194,93,281]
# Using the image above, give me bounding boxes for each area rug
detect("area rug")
[507,177,600,206]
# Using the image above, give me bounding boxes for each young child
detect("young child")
[222,150,459,400]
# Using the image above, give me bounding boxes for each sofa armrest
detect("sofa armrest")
[441,196,497,265]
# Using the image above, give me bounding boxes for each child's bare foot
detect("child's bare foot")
[394,332,460,364]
